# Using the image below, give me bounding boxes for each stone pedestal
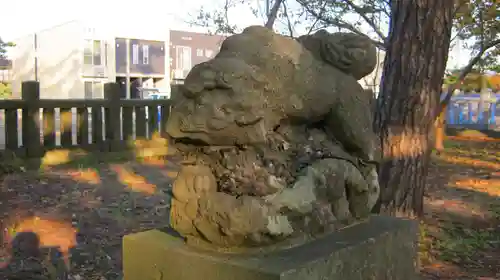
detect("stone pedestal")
[123,215,418,280]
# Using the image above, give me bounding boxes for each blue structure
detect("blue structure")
[148,93,170,125]
[444,93,499,128]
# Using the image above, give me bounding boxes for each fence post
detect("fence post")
[489,102,496,125]
[21,81,42,158]
[104,83,122,152]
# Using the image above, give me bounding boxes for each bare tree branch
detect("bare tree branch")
[282,1,295,37]
[297,0,386,49]
[223,0,233,32]
[186,0,239,35]
[450,25,466,45]
[306,1,328,35]
[340,0,387,42]
[380,0,391,18]
[265,0,285,29]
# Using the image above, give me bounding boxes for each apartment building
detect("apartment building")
[114,37,168,99]
[358,49,385,96]
[10,20,231,99]
[11,21,110,99]
[10,20,170,99]
[169,30,225,82]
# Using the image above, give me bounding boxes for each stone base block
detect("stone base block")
[123,215,418,280]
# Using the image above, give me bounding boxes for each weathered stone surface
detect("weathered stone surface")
[123,216,419,280]
[166,25,381,248]
[297,30,377,80]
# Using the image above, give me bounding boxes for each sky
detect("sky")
[0,0,258,40]
[0,0,471,69]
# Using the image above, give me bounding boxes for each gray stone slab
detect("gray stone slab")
[123,215,418,280]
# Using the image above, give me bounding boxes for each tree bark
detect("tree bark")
[373,0,454,217]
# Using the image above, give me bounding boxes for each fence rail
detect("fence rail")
[446,94,499,129]
[0,81,172,158]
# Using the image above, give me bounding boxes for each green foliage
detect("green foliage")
[486,63,500,73]
[443,75,459,86]
[437,226,500,264]
[454,0,499,68]
[443,72,498,91]
[0,82,12,98]
[0,150,25,177]
[0,37,14,59]
[454,0,499,42]
[418,222,435,266]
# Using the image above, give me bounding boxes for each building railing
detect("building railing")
[445,93,499,128]
[0,81,172,158]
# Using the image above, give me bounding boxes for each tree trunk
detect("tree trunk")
[373,0,454,217]
[264,0,284,29]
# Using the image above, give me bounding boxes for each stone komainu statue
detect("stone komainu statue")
[166,26,380,250]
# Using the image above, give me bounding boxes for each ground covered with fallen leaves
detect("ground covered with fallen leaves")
[0,155,178,279]
[420,137,500,279]
[0,138,498,279]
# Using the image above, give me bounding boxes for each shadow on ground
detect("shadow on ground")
[0,137,499,279]
[446,127,500,140]
[420,138,500,280]
[0,154,179,279]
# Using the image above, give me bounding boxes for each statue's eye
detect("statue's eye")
[220,106,231,114]
[196,94,210,106]
[212,106,227,118]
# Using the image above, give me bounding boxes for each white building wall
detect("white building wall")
[36,21,85,99]
[11,18,171,99]
[11,34,36,98]
[359,49,385,96]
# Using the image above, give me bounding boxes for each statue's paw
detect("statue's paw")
[170,199,198,235]
[304,158,379,221]
[172,165,217,203]
[343,163,379,219]
[362,165,380,211]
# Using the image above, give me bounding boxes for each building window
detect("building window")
[93,40,102,65]
[83,40,93,65]
[84,81,93,99]
[176,46,192,71]
[132,44,139,65]
[196,48,203,57]
[205,49,214,58]
[84,81,103,99]
[83,39,103,66]
[142,45,149,64]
